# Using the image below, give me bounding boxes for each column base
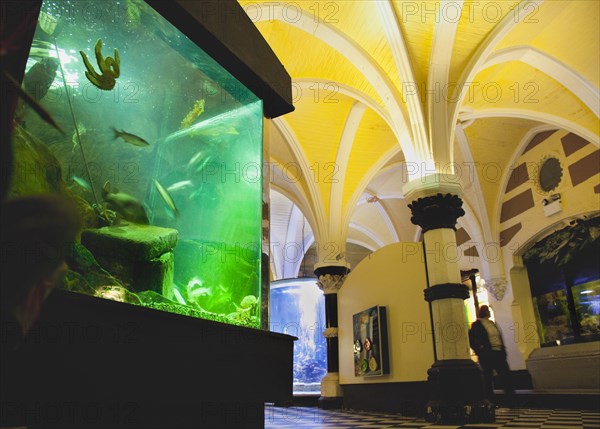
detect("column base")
[425,399,495,425]
[318,396,344,409]
[425,359,495,424]
[318,372,344,409]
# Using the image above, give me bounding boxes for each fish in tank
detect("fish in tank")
[9,0,264,329]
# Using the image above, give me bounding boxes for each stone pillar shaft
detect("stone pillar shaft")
[422,228,471,360]
[315,265,349,409]
[405,177,493,424]
[324,293,339,372]
[324,293,339,327]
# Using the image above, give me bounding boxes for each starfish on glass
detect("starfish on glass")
[80,39,120,90]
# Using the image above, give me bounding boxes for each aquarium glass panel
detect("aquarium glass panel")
[572,279,600,338]
[526,243,600,346]
[14,0,263,328]
[532,288,573,345]
[270,279,327,394]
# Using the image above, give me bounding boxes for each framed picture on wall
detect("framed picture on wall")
[353,305,389,377]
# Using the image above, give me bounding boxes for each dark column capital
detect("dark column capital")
[314,264,351,295]
[407,193,465,233]
[424,283,470,302]
[314,264,351,277]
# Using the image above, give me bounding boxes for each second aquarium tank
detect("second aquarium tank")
[12,0,264,328]
[270,279,327,393]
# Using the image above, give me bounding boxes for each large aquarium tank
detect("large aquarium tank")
[11,0,264,328]
[270,279,327,394]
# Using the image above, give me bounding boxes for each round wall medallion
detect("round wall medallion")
[538,157,562,193]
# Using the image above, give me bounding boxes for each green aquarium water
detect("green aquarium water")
[13,0,263,328]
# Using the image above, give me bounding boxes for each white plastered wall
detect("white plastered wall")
[338,242,434,384]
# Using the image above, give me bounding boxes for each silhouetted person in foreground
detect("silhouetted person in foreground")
[0,194,81,428]
[469,305,515,406]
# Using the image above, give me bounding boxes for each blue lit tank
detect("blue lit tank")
[270,278,327,393]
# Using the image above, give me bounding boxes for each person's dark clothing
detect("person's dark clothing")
[469,318,515,403]
[0,310,28,427]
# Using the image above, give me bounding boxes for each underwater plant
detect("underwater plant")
[71,122,86,153]
[94,285,141,304]
[125,0,143,26]
[180,99,205,129]
[227,295,259,326]
[3,70,64,134]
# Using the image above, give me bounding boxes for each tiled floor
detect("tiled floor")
[265,406,600,429]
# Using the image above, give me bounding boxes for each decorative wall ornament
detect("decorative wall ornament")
[537,156,563,193]
[317,273,348,294]
[322,327,338,338]
[407,193,465,232]
[483,277,508,301]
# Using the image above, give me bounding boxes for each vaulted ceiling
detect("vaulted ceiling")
[238,1,600,280]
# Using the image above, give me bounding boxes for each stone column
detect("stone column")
[314,263,350,409]
[404,174,494,424]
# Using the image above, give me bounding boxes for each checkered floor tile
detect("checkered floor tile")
[265,407,600,429]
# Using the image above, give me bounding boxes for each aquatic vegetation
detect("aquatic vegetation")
[141,300,255,327]
[80,39,120,90]
[190,124,239,138]
[180,99,205,129]
[94,285,141,304]
[3,70,64,134]
[136,288,256,328]
[138,290,175,305]
[186,276,210,298]
[172,288,186,304]
[135,287,257,328]
[227,294,259,326]
[71,122,86,152]
[38,10,58,35]
[125,0,143,26]
[240,295,258,309]
[112,127,150,147]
